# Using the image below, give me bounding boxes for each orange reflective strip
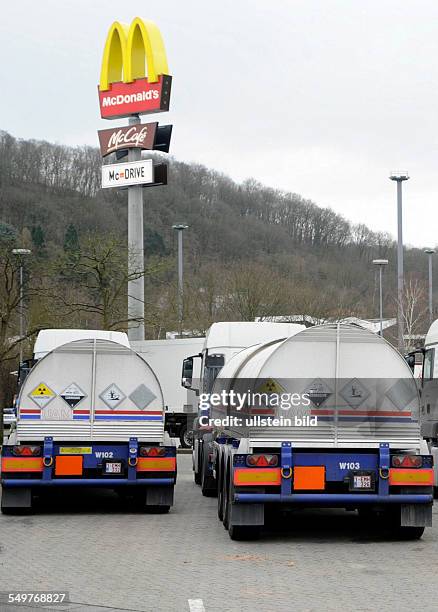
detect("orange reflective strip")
[233,468,281,486]
[293,466,325,490]
[1,457,43,472]
[389,468,434,486]
[136,457,176,472]
[55,455,83,476]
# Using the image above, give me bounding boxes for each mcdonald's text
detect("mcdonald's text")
[98,76,172,119]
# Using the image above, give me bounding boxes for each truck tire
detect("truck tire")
[223,460,230,530]
[194,445,202,485]
[229,525,262,541]
[179,425,192,449]
[217,459,225,521]
[194,469,202,485]
[201,442,217,497]
[1,487,32,514]
[391,526,425,540]
[145,505,170,514]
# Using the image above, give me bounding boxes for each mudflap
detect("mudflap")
[146,485,174,508]
[1,487,32,514]
[230,487,264,527]
[401,487,433,527]
[401,504,432,527]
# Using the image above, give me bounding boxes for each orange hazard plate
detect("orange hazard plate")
[293,466,325,490]
[55,455,83,476]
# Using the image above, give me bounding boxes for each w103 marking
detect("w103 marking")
[95,451,114,459]
[339,462,360,470]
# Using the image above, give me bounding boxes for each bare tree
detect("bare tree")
[398,275,428,351]
[53,233,167,330]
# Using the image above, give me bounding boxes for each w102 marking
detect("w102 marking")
[339,462,360,470]
[95,451,114,459]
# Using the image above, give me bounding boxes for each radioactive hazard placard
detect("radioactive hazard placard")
[256,378,285,394]
[29,382,56,409]
[60,383,86,409]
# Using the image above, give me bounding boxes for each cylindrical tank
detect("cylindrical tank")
[210,324,420,447]
[15,339,164,442]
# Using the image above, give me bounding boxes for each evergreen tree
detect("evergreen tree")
[31,225,45,249]
[64,224,79,253]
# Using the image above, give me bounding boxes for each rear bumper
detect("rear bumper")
[234,492,433,504]
[2,478,174,488]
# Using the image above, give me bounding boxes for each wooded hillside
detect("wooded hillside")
[0,129,433,388]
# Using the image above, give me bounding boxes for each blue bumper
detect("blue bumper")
[2,478,174,488]
[234,493,433,505]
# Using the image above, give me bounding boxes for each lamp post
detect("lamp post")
[11,248,31,363]
[425,249,435,325]
[172,223,188,337]
[373,259,389,337]
[389,171,409,350]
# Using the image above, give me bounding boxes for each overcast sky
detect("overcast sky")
[1,0,437,248]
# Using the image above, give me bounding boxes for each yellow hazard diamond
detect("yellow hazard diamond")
[256,378,285,394]
[29,382,56,409]
[30,383,55,397]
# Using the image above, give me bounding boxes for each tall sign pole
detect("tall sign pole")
[127,114,145,340]
[97,17,172,340]
[389,171,409,351]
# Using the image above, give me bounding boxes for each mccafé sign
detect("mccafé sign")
[98,17,172,119]
[98,123,157,156]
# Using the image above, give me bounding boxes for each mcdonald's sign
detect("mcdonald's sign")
[98,17,172,120]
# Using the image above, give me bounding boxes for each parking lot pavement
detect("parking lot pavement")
[1,454,438,612]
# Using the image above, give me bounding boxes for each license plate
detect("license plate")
[353,474,372,489]
[104,462,122,474]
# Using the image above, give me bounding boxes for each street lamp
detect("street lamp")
[389,171,409,350]
[172,224,188,337]
[373,259,389,337]
[11,248,31,363]
[425,249,435,325]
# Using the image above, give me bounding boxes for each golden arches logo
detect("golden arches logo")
[100,17,170,91]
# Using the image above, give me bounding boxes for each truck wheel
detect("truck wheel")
[201,444,217,497]
[229,525,262,541]
[179,425,192,449]
[194,446,202,485]
[1,487,33,514]
[217,462,224,521]
[391,526,425,540]
[145,505,170,514]
[223,461,231,529]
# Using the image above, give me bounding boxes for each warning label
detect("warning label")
[99,383,126,409]
[256,379,285,394]
[60,383,86,409]
[29,382,56,409]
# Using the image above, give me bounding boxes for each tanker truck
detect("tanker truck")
[208,324,433,540]
[181,322,305,494]
[1,336,176,514]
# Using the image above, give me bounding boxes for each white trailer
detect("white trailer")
[1,336,176,514]
[131,337,204,447]
[209,324,433,540]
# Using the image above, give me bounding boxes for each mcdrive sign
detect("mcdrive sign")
[98,17,172,119]
[98,123,157,156]
[102,159,154,189]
